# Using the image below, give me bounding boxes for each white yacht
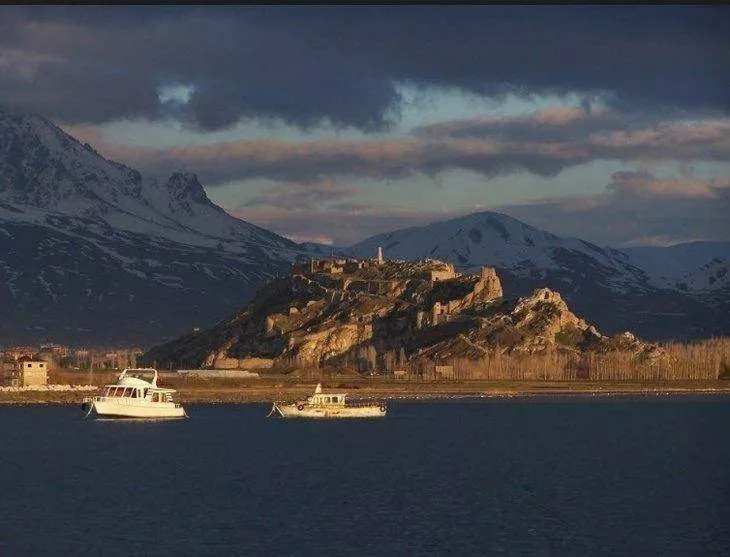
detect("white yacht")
[268,383,387,419]
[82,368,187,419]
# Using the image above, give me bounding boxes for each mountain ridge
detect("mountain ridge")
[0,106,308,346]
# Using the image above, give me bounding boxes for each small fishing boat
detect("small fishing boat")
[81,368,187,419]
[267,383,387,419]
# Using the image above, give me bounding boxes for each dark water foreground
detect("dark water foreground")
[1,396,729,556]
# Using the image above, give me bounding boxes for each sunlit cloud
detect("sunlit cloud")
[608,170,720,199]
[60,107,730,190]
[498,171,730,247]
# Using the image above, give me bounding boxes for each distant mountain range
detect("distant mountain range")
[0,105,727,346]
[621,242,730,292]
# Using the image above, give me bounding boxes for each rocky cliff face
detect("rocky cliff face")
[142,256,662,370]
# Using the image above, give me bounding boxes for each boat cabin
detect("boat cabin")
[305,384,347,406]
[101,385,173,402]
[99,368,176,404]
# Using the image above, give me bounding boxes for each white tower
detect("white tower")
[376,246,383,265]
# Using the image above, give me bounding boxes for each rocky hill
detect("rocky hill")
[350,212,728,340]
[142,255,663,371]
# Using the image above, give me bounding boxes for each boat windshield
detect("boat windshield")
[123,369,156,383]
[103,386,140,398]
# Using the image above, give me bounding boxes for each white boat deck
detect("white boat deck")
[82,368,187,419]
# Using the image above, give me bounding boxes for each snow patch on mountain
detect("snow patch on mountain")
[621,242,730,292]
[0,106,300,257]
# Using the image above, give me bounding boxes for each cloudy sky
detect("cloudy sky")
[2,6,728,247]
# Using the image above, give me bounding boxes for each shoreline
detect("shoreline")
[2,379,729,405]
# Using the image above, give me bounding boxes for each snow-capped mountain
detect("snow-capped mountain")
[0,106,306,346]
[352,211,649,291]
[0,107,295,251]
[351,212,728,340]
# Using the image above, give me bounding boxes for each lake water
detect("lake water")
[1,396,729,556]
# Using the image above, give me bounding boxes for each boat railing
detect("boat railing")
[273,397,386,408]
[285,398,384,408]
[83,394,180,406]
[345,399,386,408]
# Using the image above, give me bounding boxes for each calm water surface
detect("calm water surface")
[1,396,729,556]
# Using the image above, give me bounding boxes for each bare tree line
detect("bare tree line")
[89,337,728,382]
[336,337,730,381]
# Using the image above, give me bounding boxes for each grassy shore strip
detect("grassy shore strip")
[2,379,729,405]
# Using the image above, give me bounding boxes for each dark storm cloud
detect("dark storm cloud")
[1,6,728,129]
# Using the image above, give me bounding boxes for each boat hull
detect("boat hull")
[83,397,186,419]
[272,402,386,419]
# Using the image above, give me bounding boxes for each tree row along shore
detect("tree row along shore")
[2,377,730,406]
[2,337,728,405]
[159,336,730,382]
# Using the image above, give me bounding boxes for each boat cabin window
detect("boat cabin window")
[332,396,338,403]
[104,387,124,397]
[151,393,160,402]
